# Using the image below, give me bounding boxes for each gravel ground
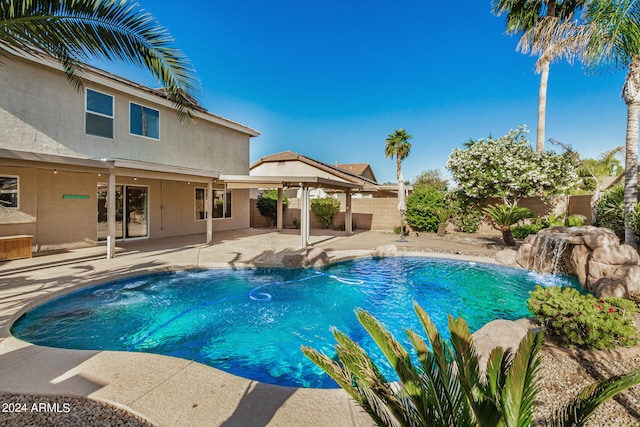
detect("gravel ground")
[1,344,638,426]
[0,393,152,427]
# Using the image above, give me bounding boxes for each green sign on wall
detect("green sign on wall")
[63,195,90,200]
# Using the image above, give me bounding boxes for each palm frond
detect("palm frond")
[0,0,201,120]
[499,331,544,427]
[545,368,640,427]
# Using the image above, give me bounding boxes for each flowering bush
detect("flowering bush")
[528,286,639,350]
[446,125,577,205]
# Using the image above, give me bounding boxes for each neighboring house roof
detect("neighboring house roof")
[250,151,380,192]
[336,163,378,183]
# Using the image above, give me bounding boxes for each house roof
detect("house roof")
[336,163,378,183]
[250,151,380,192]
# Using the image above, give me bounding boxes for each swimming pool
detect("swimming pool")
[11,257,578,388]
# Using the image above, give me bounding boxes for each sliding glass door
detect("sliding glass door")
[97,184,148,241]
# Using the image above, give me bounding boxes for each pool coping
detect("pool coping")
[0,231,502,426]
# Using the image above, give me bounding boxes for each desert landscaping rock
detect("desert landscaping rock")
[516,226,640,299]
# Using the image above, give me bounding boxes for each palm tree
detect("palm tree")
[483,203,534,246]
[492,0,586,152]
[0,0,200,119]
[581,0,640,248]
[384,128,412,235]
[302,303,640,427]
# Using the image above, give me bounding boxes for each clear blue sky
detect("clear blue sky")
[100,1,629,184]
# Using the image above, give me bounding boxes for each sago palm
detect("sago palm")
[483,203,534,246]
[0,0,200,119]
[302,303,640,427]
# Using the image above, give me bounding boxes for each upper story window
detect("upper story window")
[130,102,160,139]
[0,176,18,208]
[85,89,114,139]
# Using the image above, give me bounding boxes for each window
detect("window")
[195,188,206,220]
[86,89,114,138]
[0,176,18,208]
[213,189,232,218]
[195,187,232,220]
[130,102,160,139]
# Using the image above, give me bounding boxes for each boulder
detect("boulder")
[581,227,621,250]
[591,244,640,266]
[472,319,529,371]
[375,244,398,257]
[570,244,591,287]
[515,226,640,300]
[496,248,518,267]
[515,242,534,269]
[594,277,629,299]
[587,260,618,292]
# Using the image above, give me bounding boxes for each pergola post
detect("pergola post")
[206,180,213,243]
[277,187,283,232]
[300,186,310,247]
[345,189,353,235]
[106,172,116,259]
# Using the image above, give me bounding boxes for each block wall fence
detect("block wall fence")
[250,194,594,232]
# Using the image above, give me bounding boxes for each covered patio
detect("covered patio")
[220,175,362,247]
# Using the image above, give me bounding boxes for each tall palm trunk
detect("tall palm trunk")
[623,58,640,248]
[536,57,550,153]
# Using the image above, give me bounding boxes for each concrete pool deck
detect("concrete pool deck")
[0,229,502,426]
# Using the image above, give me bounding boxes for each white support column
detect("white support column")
[277,188,283,232]
[107,173,116,259]
[300,186,310,247]
[345,189,353,235]
[206,180,213,243]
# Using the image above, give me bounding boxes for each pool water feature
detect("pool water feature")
[11,257,579,388]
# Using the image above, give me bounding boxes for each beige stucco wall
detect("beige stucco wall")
[1,168,250,250]
[0,56,251,175]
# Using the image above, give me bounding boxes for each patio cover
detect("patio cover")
[221,175,363,247]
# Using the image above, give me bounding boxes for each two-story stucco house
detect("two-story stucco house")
[0,53,259,257]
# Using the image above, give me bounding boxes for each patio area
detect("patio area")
[0,229,501,426]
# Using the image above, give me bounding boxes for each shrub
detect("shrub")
[566,214,586,227]
[405,186,447,232]
[512,218,548,239]
[311,197,341,229]
[256,190,288,226]
[528,286,639,350]
[292,217,300,229]
[450,192,483,233]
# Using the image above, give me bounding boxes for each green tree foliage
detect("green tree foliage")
[0,0,200,119]
[529,286,639,350]
[302,303,640,427]
[405,186,447,232]
[483,203,534,246]
[256,190,288,226]
[446,125,577,205]
[594,185,640,240]
[450,192,485,233]
[310,197,340,229]
[412,169,448,191]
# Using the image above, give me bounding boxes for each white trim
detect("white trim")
[129,101,161,141]
[85,88,114,139]
[0,174,19,209]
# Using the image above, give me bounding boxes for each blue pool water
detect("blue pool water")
[11,257,579,388]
